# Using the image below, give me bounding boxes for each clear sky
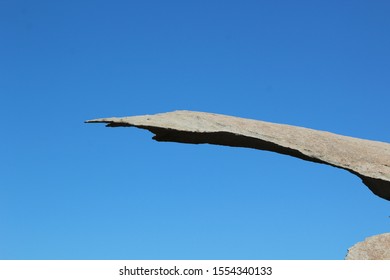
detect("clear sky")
[1,0,389,260]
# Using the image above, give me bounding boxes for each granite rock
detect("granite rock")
[86,110,390,201]
[345,233,390,260]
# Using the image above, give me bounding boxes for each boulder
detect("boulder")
[86,110,390,201]
[345,233,390,260]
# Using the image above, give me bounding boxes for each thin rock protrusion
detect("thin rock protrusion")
[86,110,390,201]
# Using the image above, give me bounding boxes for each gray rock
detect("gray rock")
[345,233,390,260]
[86,110,390,201]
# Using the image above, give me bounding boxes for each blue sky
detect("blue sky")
[1,0,389,260]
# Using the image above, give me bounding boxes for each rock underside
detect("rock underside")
[345,233,390,260]
[86,110,390,201]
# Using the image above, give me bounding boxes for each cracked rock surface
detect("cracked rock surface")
[86,110,390,201]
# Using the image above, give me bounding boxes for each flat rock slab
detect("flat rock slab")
[86,110,390,201]
[345,233,390,260]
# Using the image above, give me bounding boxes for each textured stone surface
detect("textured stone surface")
[86,110,390,201]
[345,233,390,260]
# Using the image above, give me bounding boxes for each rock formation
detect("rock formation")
[345,233,390,260]
[86,110,390,201]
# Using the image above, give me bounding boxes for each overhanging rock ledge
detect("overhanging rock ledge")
[86,110,390,201]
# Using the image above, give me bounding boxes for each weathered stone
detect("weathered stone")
[86,110,390,201]
[345,233,390,260]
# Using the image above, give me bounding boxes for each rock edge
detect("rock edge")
[86,110,390,201]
